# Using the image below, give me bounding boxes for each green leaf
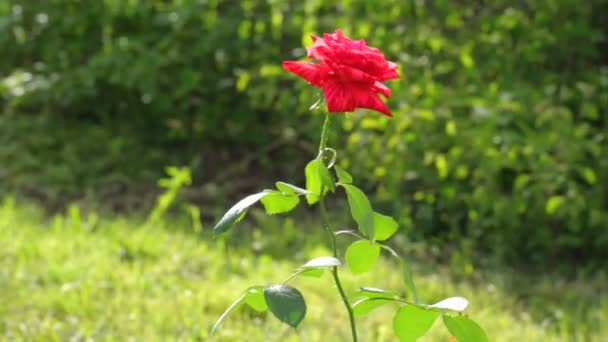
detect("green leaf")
[373,212,398,241]
[295,257,341,278]
[443,315,489,342]
[244,286,268,312]
[429,297,469,312]
[335,165,353,184]
[260,191,300,214]
[276,181,309,195]
[342,184,374,238]
[345,240,380,275]
[351,287,400,317]
[305,160,322,204]
[211,286,267,334]
[298,268,325,278]
[352,297,395,317]
[393,305,440,342]
[213,192,268,235]
[301,256,341,269]
[264,284,307,328]
[401,258,420,303]
[297,268,324,278]
[305,160,335,205]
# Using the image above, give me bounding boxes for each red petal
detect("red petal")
[350,85,393,116]
[322,81,393,117]
[373,81,391,98]
[322,81,356,113]
[307,40,335,62]
[335,64,377,83]
[380,62,400,80]
[282,61,328,87]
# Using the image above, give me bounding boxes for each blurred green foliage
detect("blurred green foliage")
[1,0,606,264]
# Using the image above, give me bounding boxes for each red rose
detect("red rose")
[283,30,399,117]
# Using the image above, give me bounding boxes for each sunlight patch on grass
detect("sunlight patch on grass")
[1,198,606,341]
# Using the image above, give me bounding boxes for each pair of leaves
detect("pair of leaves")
[211,256,347,334]
[213,158,334,235]
[272,257,456,332]
[307,160,397,242]
[213,162,399,242]
[394,307,487,342]
[352,286,468,317]
[341,184,399,241]
[350,287,483,341]
[213,182,307,235]
[391,300,485,342]
[311,162,396,241]
[211,284,307,333]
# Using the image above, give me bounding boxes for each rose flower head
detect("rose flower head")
[283,29,399,117]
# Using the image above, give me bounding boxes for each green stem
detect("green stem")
[320,197,358,341]
[319,190,357,342]
[318,113,332,156]
[319,198,337,258]
[281,269,306,284]
[332,267,357,340]
[317,113,357,341]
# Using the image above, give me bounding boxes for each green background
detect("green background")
[1,0,607,265]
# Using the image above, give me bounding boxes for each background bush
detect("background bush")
[1,0,606,265]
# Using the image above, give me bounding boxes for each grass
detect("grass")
[1,197,606,341]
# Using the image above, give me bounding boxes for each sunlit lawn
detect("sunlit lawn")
[1,198,605,341]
